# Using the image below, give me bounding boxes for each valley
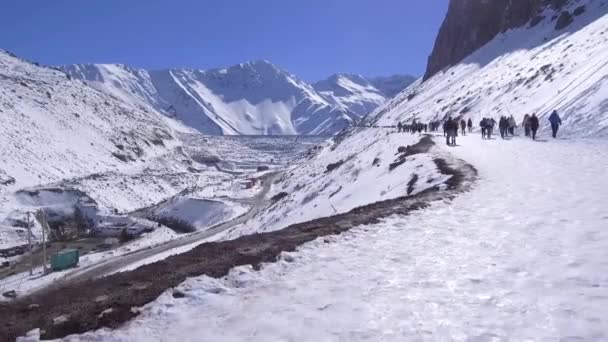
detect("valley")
[1,0,608,340]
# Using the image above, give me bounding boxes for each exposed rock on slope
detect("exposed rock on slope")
[0,50,181,190]
[313,73,415,117]
[369,75,417,98]
[377,0,608,137]
[424,0,578,80]
[63,62,357,136]
[63,63,415,136]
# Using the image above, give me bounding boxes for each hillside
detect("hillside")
[62,62,414,136]
[313,73,415,117]
[376,0,608,137]
[0,50,195,249]
[3,1,608,340]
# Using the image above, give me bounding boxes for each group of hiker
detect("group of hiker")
[498,116,518,138]
[397,121,428,133]
[441,118,472,145]
[395,110,563,146]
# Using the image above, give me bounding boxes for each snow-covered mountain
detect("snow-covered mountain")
[312,73,415,117]
[0,49,197,248]
[373,0,608,137]
[62,62,414,136]
[61,62,345,135]
[369,75,417,98]
[0,50,185,191]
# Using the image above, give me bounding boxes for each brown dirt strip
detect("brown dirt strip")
[0,136,477,341]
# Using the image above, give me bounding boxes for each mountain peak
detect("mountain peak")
[314,73,416,100]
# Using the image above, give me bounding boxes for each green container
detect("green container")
[50,249,79,271]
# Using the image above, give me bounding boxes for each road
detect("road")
[32,171,282,294]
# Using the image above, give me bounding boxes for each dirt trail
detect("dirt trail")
[0,136,477,341]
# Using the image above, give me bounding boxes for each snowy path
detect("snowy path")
[69,135,608,341]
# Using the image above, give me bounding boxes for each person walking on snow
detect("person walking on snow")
[397,122,403,133]
[467,118,473,133]
[488,118,496,139]
[508,116,517,136]
[530,114,540,140]
[549,110,562,138]
[522,114,531,137]
[460,119,467,136]
[445,117,458,146]
[499,116,508,139]
[480,118,487,139]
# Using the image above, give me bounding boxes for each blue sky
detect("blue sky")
[0,0,448,81]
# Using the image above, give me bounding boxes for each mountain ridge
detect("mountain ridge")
[61,61,415,135]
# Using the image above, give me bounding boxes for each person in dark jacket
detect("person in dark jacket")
[530,114,540,140]
[460,119,467,136]
[522,114,531,137]
[499,116,508,139]
[397,122,403,133]
[548,110,563,138]
[480,118,487,139]
[508,116,517,136]
[445,117,458,145]
[487,118,496,139]
[467,118,473,133]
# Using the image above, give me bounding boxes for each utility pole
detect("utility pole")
[41,210,47,274]
[34,209,48,274]
[26,212,33,276]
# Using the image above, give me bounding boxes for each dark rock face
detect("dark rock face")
[424,0,574,80]
[555,11,574,30]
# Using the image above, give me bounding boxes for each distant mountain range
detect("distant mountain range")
[61,62,415,135]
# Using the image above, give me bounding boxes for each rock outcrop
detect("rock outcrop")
[424,0,573,80]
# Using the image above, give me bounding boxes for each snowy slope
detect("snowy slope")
[63,61,356,136]
[0,50,196,249]
[373,0,608,137]
[313,73,388,117]
[212,128,449,242]
[73,136,608,342]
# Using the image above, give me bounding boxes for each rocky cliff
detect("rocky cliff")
[424,0,573,80]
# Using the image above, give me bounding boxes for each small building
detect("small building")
[50,249,79,272]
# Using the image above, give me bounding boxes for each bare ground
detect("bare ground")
[0,136,477,341]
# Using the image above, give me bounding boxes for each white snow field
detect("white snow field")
[216,129,448,241]
[61,134,608,341]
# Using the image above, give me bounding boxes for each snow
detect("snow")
[0,226,179,299]
[63,134,608,341]
[0,50,190,249]
[152,197,248,231]
[217,129,448,240]
[62,62,355,135]
[62,62,414,136]
[374,0,608,138]
[4,1,608,340]
[313,73,393,117]
[109,239,203,275]
[45,3,608,340]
